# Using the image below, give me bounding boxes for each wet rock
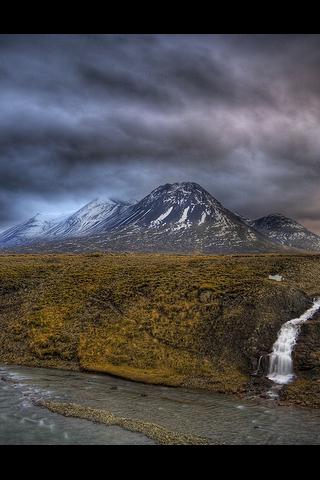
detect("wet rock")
[293,314,320,373]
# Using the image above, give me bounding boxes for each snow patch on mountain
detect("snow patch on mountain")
[199,212,207,225]
[150,207,174,227]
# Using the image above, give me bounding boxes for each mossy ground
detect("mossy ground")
[1,252,320,404]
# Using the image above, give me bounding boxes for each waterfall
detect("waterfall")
[267,298,320,385]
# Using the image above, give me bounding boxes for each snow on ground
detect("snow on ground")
[199,212,206,225]
[269,274,283,282]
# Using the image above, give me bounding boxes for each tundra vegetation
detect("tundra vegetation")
[0,253,320,407]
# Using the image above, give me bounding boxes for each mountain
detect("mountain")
[3,182,319,254]
[45,198,131,239]
[0,212,67,247]
[251,213,320,252]
[14,182,284,254]
[0,198,131,248]
[89,182,287,253]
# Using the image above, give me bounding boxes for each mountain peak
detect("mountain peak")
[169,181,203,189]
[83,197,117,208]
[254,213,299,227]
[145,181,220,207]
[108,180,262,245]
[252,213,320,251]
[264,213,292,220]
[156,181,208,193]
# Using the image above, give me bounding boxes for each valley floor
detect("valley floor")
[1,252,320,408]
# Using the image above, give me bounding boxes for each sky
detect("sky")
[1,33,320,233]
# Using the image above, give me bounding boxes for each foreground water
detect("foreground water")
[1,364,320,444]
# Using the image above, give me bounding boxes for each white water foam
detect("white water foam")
[267,298,320,385]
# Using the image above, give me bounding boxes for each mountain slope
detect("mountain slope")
[0,213,67,247]
[0,199,131,248]
[45,198,131,239]
[251,213,320,252]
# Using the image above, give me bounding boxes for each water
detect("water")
[0,367,154,445]
[1,364,320,444]
[268,298,320,385]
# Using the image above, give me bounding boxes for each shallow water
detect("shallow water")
[1,364,320,444]
[0,366,154,445]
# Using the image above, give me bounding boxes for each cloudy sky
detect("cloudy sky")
[1,34,320,232]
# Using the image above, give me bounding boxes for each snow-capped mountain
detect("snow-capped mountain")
[45,198,131,239]
[251,213,320,251]
[0,212,67,247]
[14,182,283,254]
[2,183,319,254]
[109,182,233,230]
[0,198,131,248]
[86,182,284,253]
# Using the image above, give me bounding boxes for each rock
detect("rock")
[199,290,214,303]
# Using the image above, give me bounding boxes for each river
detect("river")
[1,364,320,445]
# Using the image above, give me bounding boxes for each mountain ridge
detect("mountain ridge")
[0,182,319,254]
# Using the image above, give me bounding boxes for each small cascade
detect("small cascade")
[253,354,270,376]
[267,298,320,386]
[254,355,264,375]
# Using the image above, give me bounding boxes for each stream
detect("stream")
[1,364,320,444]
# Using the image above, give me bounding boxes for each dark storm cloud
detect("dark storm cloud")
[1,34,320,232]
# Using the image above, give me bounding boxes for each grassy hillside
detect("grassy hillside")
[1,253,320,405]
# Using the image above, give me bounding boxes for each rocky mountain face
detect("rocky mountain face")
[251,213,320,252]
[0,182,319,254]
